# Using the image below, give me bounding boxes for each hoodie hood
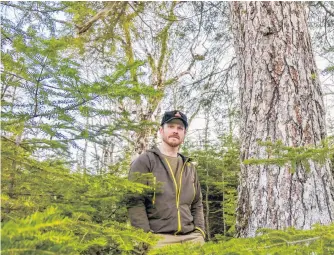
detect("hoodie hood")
[147,145,191,163]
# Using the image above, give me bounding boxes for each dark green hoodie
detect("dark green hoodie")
[128,146,205,237]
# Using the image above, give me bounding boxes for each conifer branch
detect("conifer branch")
[318,2,334,17]
[287,236,321,245]
[77,2,126,34]
[256,236,321,250]
[0,2,67,13]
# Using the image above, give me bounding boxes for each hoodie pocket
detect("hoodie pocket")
[180,204,193,227]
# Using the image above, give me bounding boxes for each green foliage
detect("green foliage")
[1,206,159,255]
[1,207,78,255]
[185,135,239,239]
[1,138,158,254]
[324,65,334,74]
[1,1,162,168]
[149,224,334,255]
[156,2,177,83]
[244,137,334,173]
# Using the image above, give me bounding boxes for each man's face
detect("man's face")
[159,121,186,148]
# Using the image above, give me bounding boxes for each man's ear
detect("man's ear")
[159,126,163,134]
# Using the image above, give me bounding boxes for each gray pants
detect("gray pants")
[153,231,205,249]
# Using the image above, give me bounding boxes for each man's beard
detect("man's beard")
[163,136,182,147]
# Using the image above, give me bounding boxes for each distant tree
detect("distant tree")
[308,2,334,135]
[71,2,238,157]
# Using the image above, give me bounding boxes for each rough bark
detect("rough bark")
[231,1,334,237]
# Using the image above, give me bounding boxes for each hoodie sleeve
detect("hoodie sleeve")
[191,166,206,238]
[127,154,151,232]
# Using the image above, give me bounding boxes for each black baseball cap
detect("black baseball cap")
[161,110,188,129]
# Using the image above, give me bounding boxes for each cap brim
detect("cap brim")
[164,117,187,128]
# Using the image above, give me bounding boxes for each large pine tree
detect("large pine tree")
[231,1,334,237]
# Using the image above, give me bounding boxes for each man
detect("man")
[128,110,205,248]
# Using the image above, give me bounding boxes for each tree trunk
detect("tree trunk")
[231,1,334,237]
[204,111,211,240]
[133,103,162,156]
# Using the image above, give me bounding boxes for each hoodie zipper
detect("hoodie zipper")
[165,157,188,235]
[152,176,156,206]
